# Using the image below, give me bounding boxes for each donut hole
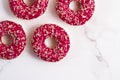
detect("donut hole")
[69,1,81,11]
[24,0,34,6]
[2,34,13,46]
[45,37,57,49]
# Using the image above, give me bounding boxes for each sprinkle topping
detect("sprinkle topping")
[9,0,49,20]
[0,21,26,59]
[56,0,95,25]
[32,24,70,62]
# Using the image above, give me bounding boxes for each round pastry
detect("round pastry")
[0,21,26,59]
[56,0,95,25]
[9,0,49,20]
[32,24,70,62]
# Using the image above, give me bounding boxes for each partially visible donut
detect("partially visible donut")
[32,24,70,62]
[9,0,49,20]
[56,0,95,25]
[0,21,26,60]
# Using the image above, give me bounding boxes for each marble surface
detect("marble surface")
[0,0,120,80]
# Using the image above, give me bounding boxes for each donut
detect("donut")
[32,24,70,62]
[0,21,26,60]
[56,0,95,25]
[9,0,49,20]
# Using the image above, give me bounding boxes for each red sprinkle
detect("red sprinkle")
[32,24,70,62]
[9,0,49,20]
[56,0,95,25]
[0,21,26,60]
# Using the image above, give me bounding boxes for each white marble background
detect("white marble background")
[0,0,120,80]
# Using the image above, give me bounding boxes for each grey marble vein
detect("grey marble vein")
[84,27,111,80]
